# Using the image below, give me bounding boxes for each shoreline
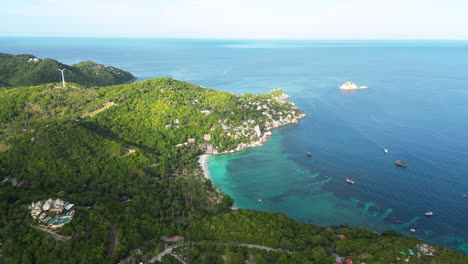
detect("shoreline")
[198,154,211,180]
[198,100,306,182]
[124,77,137,84]
[199,113,306,181]
[216,113,306,155]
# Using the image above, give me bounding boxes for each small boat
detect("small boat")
[395,160,408,167]
[393,220,402,224]
[462,195,468,198]
[258,199,263,202]
[384,148,389,153]
[346,178,355,184]
[387,216,397,219]
[409,229,416,233]
[425,211,434,216]
[306,152,312,157]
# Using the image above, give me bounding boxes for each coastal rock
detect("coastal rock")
[253,125,261,137]
[339,82,368,90]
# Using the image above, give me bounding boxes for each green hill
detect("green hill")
[0,53,135,87]
[0,77,465,264]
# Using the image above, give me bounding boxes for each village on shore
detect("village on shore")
[176,89,306,157]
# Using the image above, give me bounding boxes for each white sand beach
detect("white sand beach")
[198,154,211,180]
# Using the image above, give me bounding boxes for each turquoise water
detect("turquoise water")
[1,38,468,253]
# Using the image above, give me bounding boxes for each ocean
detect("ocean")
[1,37,468,253]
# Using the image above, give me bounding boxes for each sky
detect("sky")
[1,0,468,39]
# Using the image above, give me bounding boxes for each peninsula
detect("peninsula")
[339,81,368,90]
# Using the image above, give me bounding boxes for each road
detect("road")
[30,225,71,241]
[149,241,289,263]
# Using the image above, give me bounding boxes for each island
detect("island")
[0,59,465,263]
[339,81,368,90]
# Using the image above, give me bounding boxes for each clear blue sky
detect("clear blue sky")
[2,0,468,39]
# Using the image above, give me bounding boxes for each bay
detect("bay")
[1,37,468,252]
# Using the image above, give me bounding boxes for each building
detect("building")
[205,144,213,154]
[27,57,40,63]
[31,201,44,218]
[30,198,72,219]
[161,235,185,243]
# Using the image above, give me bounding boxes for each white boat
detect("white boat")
[409,229,416,233]
[258,199,263,202]
[346,178,355,184]
[425,211,434,216]
[384,148,389,153]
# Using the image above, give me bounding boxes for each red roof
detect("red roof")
[337,234,346,239]
[161,235,184,242]
[345,258,353,264]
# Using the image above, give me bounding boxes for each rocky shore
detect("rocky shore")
[198,89,305,182]
[213,92,306,155]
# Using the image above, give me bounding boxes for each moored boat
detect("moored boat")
[395,160,407,167]
[462,194,468,198]
[425,211,434,216]
[409,229,416,233]
[384,148,389,153]
[306,152,312,157]
[346,178,355,184]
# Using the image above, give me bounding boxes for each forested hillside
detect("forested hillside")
[0,77,466,264]
[0,53,135,87]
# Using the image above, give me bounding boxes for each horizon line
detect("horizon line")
[1,35,468,41]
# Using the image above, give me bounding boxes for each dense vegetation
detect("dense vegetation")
[0,76,466,264]
[0,53,135,87]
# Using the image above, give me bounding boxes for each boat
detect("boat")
[258,199,263,202]
[393,220,402,224]
[462,195,468,198]
[346,178,355,184]
[395,160,408,167]
[409,229,416,233]
[425,211,434,216]
[306,152,312,157]
[387,216,397,219]
[384,148,389,153]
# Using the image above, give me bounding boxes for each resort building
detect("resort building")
[30,198,75,228]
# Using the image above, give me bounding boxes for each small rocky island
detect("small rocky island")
[339,81,368,90]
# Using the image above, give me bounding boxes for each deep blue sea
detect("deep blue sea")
[1,37,468,253]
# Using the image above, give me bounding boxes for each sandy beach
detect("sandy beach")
[198,154,211,180]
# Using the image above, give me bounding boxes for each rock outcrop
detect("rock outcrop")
[339,82,368,90]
